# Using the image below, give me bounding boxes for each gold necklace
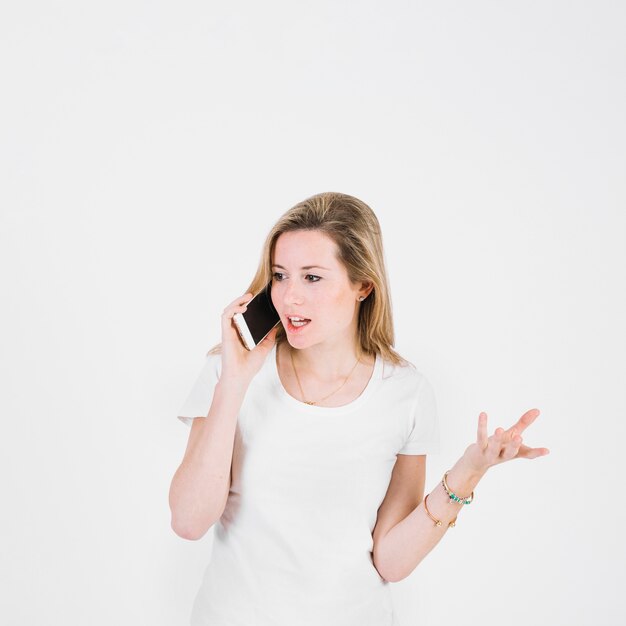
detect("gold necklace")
[289,348,361,406]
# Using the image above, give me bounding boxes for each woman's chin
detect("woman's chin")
[287,336,310,349]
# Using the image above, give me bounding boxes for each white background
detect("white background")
[2,1,624,625]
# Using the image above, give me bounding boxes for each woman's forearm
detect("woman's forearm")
[169,379,248,540]
[374,457,486,583]
[375,409,548,582]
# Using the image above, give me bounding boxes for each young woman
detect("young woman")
[169,192,549,626]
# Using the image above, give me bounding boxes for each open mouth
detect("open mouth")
[286,316,311,330]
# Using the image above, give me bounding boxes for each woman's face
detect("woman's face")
[270,229,368,351]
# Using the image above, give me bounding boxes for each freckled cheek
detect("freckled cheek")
[327,296,355,327]
[270,284,285,311]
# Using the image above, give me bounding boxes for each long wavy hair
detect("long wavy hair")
[207,191,409,366]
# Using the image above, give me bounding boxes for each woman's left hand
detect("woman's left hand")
[461,408,550,475]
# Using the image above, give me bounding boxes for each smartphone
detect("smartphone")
[232,282,281,350]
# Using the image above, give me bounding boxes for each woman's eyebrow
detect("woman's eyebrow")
[271,264,331,271]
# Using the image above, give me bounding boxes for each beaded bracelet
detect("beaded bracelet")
[424,494,456,528]
[442,471,474,505]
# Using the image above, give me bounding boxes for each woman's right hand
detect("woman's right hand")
[219,292,280,387]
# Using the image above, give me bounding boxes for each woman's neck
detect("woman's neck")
[280,340,370,383]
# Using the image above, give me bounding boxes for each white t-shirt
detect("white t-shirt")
[177,342,439,626]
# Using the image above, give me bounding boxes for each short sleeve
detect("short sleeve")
[398,375,440,455]
[176,352,222,427]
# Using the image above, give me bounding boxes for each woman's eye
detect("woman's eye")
[272,272,320,283]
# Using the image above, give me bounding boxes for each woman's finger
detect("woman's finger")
[222,293,253,317]
[223,292,252,310]
[516,444,550,460]
[483,427,503,453]
[508,408,541,436]
[477,412,489,449]
[499,431,523,460]
[494,427,506,443]
[222,304,247,320]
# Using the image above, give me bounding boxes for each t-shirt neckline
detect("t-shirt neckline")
[270,343,383,415]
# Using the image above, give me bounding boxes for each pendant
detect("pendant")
[304,400,316,405]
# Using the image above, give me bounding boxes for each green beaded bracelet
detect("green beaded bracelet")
[442,471,474,505]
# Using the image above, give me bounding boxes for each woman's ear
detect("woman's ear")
[358,281,374,300]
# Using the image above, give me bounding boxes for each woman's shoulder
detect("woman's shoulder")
[380,352,429,389]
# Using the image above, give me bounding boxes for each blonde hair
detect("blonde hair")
[207,191,409,366]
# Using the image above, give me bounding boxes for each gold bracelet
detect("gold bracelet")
[442,471,474,505]
[423,493,456,528]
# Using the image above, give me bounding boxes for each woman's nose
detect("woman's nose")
[283,282,304,306]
